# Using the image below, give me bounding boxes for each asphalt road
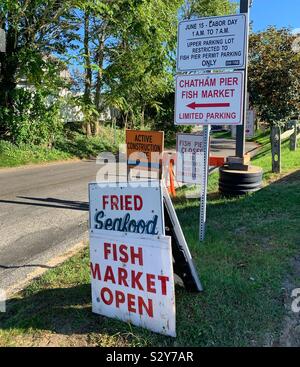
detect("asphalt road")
[0,139,259,294]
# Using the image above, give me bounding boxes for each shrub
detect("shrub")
[0,88,64,146]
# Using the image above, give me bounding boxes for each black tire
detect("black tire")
[219,174,262,184]
[219,180,262,190]
[219,167,263,182]
[219,165,263,197]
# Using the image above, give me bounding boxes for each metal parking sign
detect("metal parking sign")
[177,14,247,72]
[175,71,244,125]
[90,231,176,337]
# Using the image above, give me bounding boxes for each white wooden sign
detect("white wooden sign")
[176,133,204,184]
[89,181,164,236]
[90,232,176,337]
[175,71,244,125]
[177,14,247,71]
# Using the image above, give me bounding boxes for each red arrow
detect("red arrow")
[187,102,230,109]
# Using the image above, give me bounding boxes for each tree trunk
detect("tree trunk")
[86,121,92,137]
[93,31,105,137]
[83,12,92,137]
[94,120,100,136]
[83,11,92,105]
[141,105,145,129]
[123,112,128,129]
[94,32,105,113]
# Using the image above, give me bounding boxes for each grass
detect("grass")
[0,129,299,347]
[0,141,73,168]
[0,126,125,169]
[250,129,299,181]
[211,130,231,139]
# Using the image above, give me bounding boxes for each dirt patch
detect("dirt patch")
[11,332,92,347]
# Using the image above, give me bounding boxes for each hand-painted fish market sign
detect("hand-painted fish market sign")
[89,181,164,236]
[90,232,176,337]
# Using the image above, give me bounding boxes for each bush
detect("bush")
[55,127,125,158]
[0,140,71,167]
[0,88,64,146]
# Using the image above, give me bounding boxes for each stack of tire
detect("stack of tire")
[219,165,263,196]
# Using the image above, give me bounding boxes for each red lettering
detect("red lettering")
[90,262,101,280]
[146,273,156,293]
[131,270,143,290]
[158,275,169,295]
[120,194,124,210]
[138,297,153,318]
[102,195,109,210]
[112,243,117,261]
[111,195,118,210]
[104,242,111,260]
[118,267,128,286]
[130,246,143,266]
[127,293,136,313]
[100,287,113,305]
[134,195,143,211]
[125,195,132,210]
[119,244,129,263]
[115,290,125,308]
[103,265,116,284]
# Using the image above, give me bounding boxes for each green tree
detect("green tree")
[0,1,79,109]
[182,0,238,18]
[249,27,300,125]
[248,27,300,172]
[104,0,182,129]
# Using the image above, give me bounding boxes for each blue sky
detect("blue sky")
[237,0,300,32]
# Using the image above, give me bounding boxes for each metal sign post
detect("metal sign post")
[199,125,211,241]
[235,0,250,158]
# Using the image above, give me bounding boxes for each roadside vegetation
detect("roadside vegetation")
[0,136,299,347]
[0,127,124,168]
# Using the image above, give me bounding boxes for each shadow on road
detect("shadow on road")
[0,197,89,211]
[0,264,55,270]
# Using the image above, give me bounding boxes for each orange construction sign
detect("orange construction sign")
[126,130,164,176]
